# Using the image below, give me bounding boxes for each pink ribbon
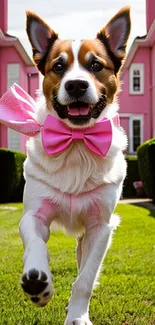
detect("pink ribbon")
[0,83,40,136]
[0,83,118,157]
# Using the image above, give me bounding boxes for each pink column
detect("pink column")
[0,0,8,34]
[0,125,8,148]
[146,0,155,32]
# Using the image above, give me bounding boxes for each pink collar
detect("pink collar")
[0,83,119,157]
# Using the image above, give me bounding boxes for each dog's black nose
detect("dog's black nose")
[65,80,89,97]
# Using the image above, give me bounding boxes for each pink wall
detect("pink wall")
[119,47,151,141]
[20,61,39,96]
[26,67,39,99]
[120,117,129,137]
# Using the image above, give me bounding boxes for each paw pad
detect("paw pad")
[21,268,48,295]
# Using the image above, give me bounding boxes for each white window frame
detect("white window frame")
[129,115,143,153]
[129,63,144,95]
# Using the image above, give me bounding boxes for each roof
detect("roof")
[0,29,34,66]
[123,19,155,69]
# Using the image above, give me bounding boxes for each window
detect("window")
[7,63,19,88]
[7,63,20,151]
[129,115,143,153]
[8,128,20,151]
[129,64,144,95]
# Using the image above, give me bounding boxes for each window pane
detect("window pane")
[133,137,141,152]
[133,77,140,91]
[133,120,140,136]
[133,69,140,76]
[133,120,141,151]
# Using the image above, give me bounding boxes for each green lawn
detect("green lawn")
[0,203,155,325]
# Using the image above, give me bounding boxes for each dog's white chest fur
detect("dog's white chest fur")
[23,103,127,234]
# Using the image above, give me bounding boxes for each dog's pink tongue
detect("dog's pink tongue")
[68,106,89,116]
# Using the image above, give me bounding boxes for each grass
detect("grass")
[0,203,155,325]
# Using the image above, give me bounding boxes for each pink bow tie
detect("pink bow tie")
[42,114,113,156]
[0,83,119,157]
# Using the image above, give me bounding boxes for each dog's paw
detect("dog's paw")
[21,268,53,307]
[65,317,93,325]
[72,319,92,325]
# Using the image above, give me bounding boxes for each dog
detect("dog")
[3,6,131,325]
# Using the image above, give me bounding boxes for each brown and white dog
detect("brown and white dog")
[20,7,131,325]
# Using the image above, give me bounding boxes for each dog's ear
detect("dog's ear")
[97,6,131,73]
[26,11,58,75]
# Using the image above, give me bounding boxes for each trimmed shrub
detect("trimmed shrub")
[123,155,140,198]
[137,138,155,202]
[0,148,26,203]
[0,149,144,201]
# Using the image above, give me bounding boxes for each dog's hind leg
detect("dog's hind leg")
[65,221,115,325]
[19,211,54,307]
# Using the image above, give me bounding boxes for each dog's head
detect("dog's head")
[26,7,131,127]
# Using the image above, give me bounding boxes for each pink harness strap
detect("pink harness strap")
[34,185,104,227]
[35,198,57,226]
[70,194,73,215]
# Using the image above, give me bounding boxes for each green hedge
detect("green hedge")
[137,138,155,202]
[0,148,26,203]
[123,155,140,198]
[0,149,143,201]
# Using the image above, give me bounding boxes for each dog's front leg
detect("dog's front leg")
[65,221,114,325]
[19,211,54,307]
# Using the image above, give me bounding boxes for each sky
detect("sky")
[8,0,146,58]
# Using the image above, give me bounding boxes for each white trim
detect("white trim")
[129,115,144,153]
[129,63,144,95]
[119,113,132,118]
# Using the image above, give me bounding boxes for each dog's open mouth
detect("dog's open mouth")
[68,102,91,118]
[53,95,106,125]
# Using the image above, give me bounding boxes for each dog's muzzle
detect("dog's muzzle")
[53,81,107,126]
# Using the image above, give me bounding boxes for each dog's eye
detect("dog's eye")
[90,60,103,72]
[53,62,65,73]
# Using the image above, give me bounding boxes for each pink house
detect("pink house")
[0,0,39,152]
[119,0,155,154]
